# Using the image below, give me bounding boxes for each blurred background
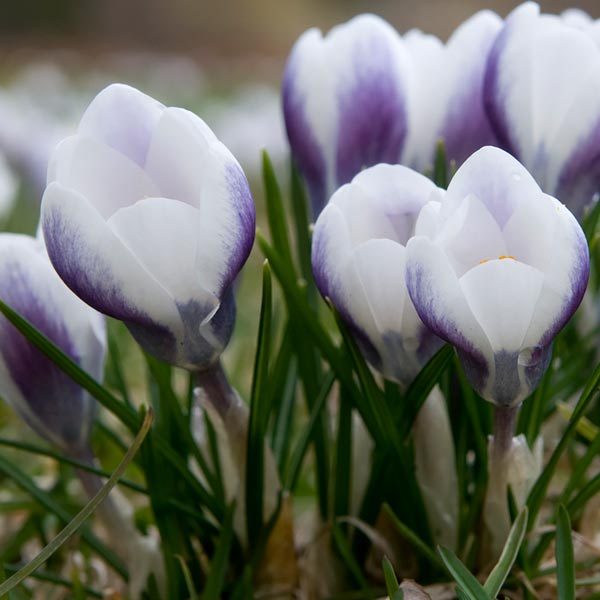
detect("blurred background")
[0,0,598,209]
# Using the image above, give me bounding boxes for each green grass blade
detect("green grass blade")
[290,161,314,285]
[382,556,404,600]
[0,454,127,578]
[201,503,235,600]
[438,546,490,600]
[527,358,600,529]
[556,505,575,600]
[484,507,528,597]
[0,437,145,494]
[263,151,294,268]
[333,389,352,518]
[399,345,454,439]
[0,410,152,596]
[246,261,273,545]
[331,520,370,593]
[284,370,334,491]
[176,555,199,600]
[0,298,136,430]
[384,504,444,570]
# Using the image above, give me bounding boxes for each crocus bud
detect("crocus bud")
[311,163,444,384]
[41,84,255,371]
[402,10,502,172]
[0,234,105,453]
[484,2,600,218]
[283,14,410,217]
[406,146,589,406]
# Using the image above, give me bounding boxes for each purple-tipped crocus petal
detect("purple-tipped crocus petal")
[144,108,255,292]
[441,10,502,166]
[283,14,409,217]
[485,2,600,216]
[0,235,103,451]
[41,182,182,337]
[78,83,164,167]
[312,163,442,383]
[402,11,501,172]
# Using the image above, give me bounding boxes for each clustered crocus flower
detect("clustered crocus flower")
[485,2,600,219]
[406,146,589,408]
[41,83,255,372]
[0,233,104,455]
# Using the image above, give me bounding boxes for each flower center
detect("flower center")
[479,255,516,265]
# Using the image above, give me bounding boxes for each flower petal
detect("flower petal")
[78,83,164,167]
[283,14,409,216]
[48,135,160,219]
[41,182,181,335]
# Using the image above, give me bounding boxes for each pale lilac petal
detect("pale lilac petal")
[406,236,491,386]
[78,83,164,167]
[0,235,101,451]
[48,135,160,219]
[441,10,502,165]
[144,108,255,286]
[283,14,409,216]
[107,197,221,307]
[485,3,600,216]
[41,182,184,361]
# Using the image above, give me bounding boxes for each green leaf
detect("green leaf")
[290,161,314,286]
[201,503,235,600]
[263,150,294,268]
[331,520,370,593]
[0,298,220,518]
[384,504,444,571]
[283,370,334,491]
[484,507,528,597]
[433,139,448,188]
[333,389,352,518]
[382,556,404,600]
[556,505,575,600]
[0,410,152,596]
[246,261,273,545]
[176,555,199,600]
[527,358,600,530]
[438,545,490,600]
[0,454,127,578]
[399,344,454,439]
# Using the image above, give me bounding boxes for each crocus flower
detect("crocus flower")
[283,14,410,217]
[312,164,458,548]
[312,163,444,383]
[406,146,589,406]
[0,234,105,453]
[484,2,600,218]
[401,10,502,172]
[41,84,255,371]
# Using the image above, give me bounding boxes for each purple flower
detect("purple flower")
[485,2,600,218]
[0,234,105,452]
[311,163,444,384]
[283,14,410,217]
[402,10,502,172]
[41,84,255,371]
[406,146,589,406]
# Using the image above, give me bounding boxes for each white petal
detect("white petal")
[459,259,544,352]
[78,84,164,166]
[406,236,491,359]
[48,135,160,219]
[41,182,181,332]
[107,197,221,308]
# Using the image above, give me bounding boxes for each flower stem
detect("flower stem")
[492,404,520,464]
[194,361,238,419]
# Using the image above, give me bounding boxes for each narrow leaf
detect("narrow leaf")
[201,503,235,600]
[0,410,152,596]
[556,505,575,600]
[382,556,404,600]
[484,507,528,597]
[246,261,273,545]
[438,546,490,600]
